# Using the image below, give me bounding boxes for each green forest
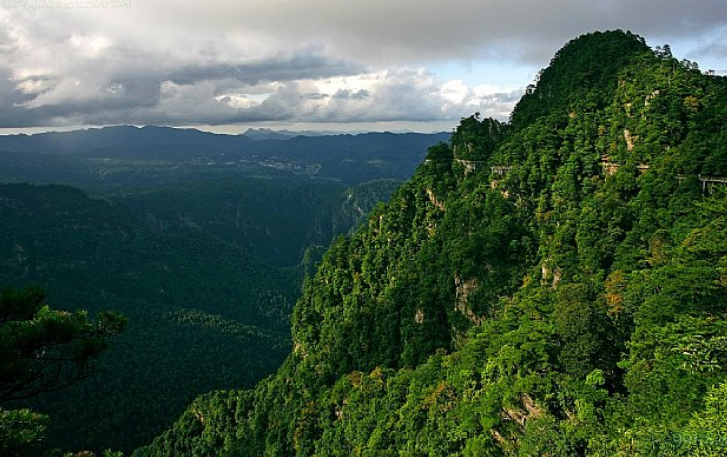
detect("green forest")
[133,31,727,456]
[0,183,299,453]
[0,176,400,454]
[4,29,727,456]
[0,119,418,453]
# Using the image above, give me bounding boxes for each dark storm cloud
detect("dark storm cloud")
[0,69,38,127]
[168,53,364,86]
[1,0,726,129]
[144,0,727,65]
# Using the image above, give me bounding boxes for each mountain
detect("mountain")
[242,128,339,140]
[0,145,409,452]
[0,126,249,156]
[134,31,727,457]
[113,178,402,267]
[0,176,402,452]
[0,128,449,186]
[0,150,96,187]
[250,132,450,183]
[0,183,299,453]
[0,148,405,268]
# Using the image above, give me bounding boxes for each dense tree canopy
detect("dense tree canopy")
[0,287,125,456]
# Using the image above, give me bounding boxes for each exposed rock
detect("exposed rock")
[293,341,308,359]
[552,267,562,288]
[521,393,543,418]
[624,129,636,151]
[645,89,660,106]
[454,273,482,325]
[541,259,562,288]
[500,394,543,428]
[414,308,425,324]
[426,188,446,211]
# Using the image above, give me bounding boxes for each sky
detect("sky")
[1,0,727,134]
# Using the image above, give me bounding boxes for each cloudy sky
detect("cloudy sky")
[1,0,727,134]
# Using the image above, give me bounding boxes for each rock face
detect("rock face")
[426,188,446,211]
[454,273,482,325]
[414,308,425,324]
[624,129,635,151]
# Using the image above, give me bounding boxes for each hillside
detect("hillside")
[0,127,415,454]
[113,178,402,267]
[135,31,727,457]
[0,183,298,453]
[0,128,449,187]
[0,127,438,268]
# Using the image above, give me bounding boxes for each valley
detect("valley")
[0,130,441,453]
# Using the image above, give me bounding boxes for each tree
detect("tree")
[0,286,125,455]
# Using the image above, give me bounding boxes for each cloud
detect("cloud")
[0,1,726,129]
[125,71,519,126]
[122,0,727,65]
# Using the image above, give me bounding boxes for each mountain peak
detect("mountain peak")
[511,30,652,126]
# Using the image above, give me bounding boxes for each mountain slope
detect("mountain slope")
[0,183,298,453]
[134,30,727,456]
[113,177,402,267]
[0,128,449,187]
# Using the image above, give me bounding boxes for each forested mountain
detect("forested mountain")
[0,128,448,187]
[0,183,299,453]
[242,128,337,140]
[0,126,438,267]
[0,177,401,454]
[135,31,727,457]
[0,122,417,456]
[114,178,402,267]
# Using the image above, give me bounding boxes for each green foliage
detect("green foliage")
[0,166,401,450]
[667,381,727,456]
[511,30,651,126]
[553,284,615,378]
[0,286,125,457]
[452,114,508,161]
[0,287,126,403]
[133,30,727,457]
[0,408,48,457]
[114,177,400,267]
[0,184,298,453]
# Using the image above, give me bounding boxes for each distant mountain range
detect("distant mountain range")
[241,127,344,140]
[240,127,443,140]
[0,126,246,156]
[0,126,450,185]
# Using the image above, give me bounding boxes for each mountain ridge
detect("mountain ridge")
[134,30,727,457]
[0,127,449,186]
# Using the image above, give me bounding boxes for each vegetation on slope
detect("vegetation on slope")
[0,183,297,453]
[114,177,402,267]
[0,286,125,457]
[0,140,405,453]
[135,30,727,457]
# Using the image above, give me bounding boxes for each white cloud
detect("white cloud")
[440,80,470,105]
[0,0,726,129]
